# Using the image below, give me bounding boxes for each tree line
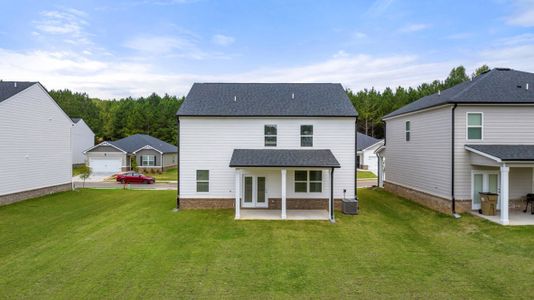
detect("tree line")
[50,64,490,144]
[50,90,183,144]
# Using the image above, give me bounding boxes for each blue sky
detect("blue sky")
[1,0,534,98]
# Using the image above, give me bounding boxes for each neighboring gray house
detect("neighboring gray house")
[379,68,534,225]
[71,118,95,166]
[0,81,72,205]
[84,134,177,174]
[357,132,383,175]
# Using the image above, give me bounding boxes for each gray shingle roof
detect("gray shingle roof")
[0,81,38,103]
[357,132,382,151]
[229,149,340,168]
[177,83,357,117]
[466,144,534,161]
[109,134,177,154]
[385,68,534,119]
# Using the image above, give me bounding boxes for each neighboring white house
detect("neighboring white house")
[0,81,73,205]
[84,134,177,174]
[357,132,383,175]
[71,118,94,166]
[380,68,534,225]
[176,83,358,221]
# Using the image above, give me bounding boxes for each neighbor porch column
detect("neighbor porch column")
[281,169,287,219]
[235,169,241,219]
[378,155,384,188]
[500,164,510,225]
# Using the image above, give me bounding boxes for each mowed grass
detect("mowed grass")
[151,167,177,181]
[358,170,377,179]
[1,189,534,299]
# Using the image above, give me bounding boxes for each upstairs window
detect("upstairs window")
[301,125,313,147]
[467,113,483,140]
[405,121,411,142]
[264,125,277,147]
[196,170,209,192]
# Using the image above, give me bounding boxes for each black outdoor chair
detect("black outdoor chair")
[524,194,534,214]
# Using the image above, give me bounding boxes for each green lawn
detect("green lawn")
[358,170,377,179]
[151,167,177,181]
[1,189,534,299]
[72,165,85,176]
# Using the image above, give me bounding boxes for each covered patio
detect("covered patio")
[465,144,534,225]
[229,149,341,222]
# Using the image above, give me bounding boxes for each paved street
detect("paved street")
[73,181,177,190]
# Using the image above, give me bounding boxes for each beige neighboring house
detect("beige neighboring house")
[378,68,534,225]
[84,134,177,174]
[0,81,73,205]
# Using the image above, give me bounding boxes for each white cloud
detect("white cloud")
[445,32,473,40]
[366,0,395,16]
[352,32,367,39]
[497,33,534,46]
[506,0,534,27]
[0,47,458,99]
[212,34,235,46]
[124,34,229,59]
[399,23,431,33]
[479,44,534,70]
[34,8,92,46]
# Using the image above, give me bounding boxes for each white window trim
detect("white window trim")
[300,125,313,147]
[466,112,484,141]
[405,120,411,142]
[264,124,277,147]
[294,170,322,193]
[141,155,156,166]
[196,170,210,193]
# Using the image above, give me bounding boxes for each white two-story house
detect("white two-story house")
[176,83,358,221]
[378,68,534,225]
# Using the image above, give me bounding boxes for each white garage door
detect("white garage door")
[89,158,122,174]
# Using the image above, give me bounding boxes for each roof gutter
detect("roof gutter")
[451,104,460,218]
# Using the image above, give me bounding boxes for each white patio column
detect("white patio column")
[235,169,241,219]
[378,155,384,188]
[281,169,287,219]
[500,164,510,225]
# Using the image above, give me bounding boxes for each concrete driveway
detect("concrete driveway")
[72,173,113,182]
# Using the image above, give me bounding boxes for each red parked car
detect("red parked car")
[116,172,155,184]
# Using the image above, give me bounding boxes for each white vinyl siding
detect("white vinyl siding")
[179,117,355,199]
[384,106,452,199]
[71,119,94,165]
[0,84,72,196]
